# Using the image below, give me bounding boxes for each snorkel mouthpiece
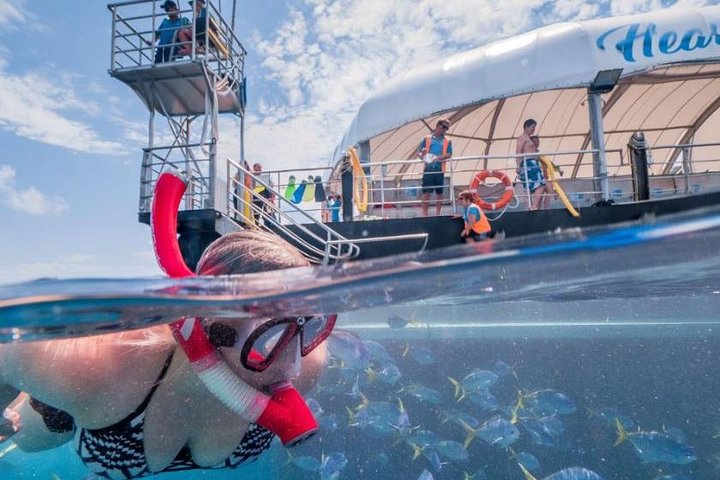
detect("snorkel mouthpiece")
[259,383,318,446]
[152,172,318,446]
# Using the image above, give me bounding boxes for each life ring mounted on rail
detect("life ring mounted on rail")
[468,170,514,210]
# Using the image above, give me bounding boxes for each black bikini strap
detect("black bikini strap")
[132,350,175,416]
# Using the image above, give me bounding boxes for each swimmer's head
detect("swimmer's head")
[197,231,321,388]
[196,230,308,276]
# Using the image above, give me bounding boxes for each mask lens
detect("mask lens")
[300,315,336,356]
[253,322,292,358]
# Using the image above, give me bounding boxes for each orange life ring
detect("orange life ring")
[469,170,514,210]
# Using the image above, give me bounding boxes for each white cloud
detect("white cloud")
[0,2,125,157]
[0,70,125,154]
[241,0,719,173]
[0,0,26,29]
[0,164,69,215]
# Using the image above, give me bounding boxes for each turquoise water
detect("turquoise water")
[1,208,720,479]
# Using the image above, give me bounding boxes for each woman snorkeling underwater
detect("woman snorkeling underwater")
[0,173,337,478]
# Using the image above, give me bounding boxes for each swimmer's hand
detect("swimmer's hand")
[0,408,20,442]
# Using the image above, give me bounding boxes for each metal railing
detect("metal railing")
[139,142,212,212]
[108,0,246,84]
[226,159,361,264]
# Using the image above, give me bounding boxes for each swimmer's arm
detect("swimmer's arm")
[0,327,173,420]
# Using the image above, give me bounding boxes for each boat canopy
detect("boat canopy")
[332,6,720,183]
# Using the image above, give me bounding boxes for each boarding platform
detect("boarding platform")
[108,0,246,117]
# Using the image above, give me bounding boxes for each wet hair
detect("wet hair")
[196,231,310,347]
[530,135,539,143]
[457,190,476,202]
[196,230,309,276]
[523,119,537,129]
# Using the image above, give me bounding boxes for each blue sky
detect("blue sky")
[0,0,715,284]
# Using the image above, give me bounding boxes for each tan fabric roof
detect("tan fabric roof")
[369,62,720,186]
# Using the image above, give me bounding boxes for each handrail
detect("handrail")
[324,233,430,265]
[227,159,361,264]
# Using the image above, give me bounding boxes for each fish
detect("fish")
[363,340,394,365]
[434,440,469,461]
[525,389,576,415]
[512,451,541,471]
[494,360,517,379]
[588,407,636,431]
[407,429,441,450]
[463,469,488,480]
[328,330,370,370]
[400,384,443,405]
[421,447,446,472]
[614,419,696,465]
[466,389,499,412]
[418,469,435,480]
[473,415,520,448]
[522,419,556,447]
[366,364,402,385]
[519,464,605,480]
[319,413,339,432]
[449,369,499,400]
[318,452,348,480]
[387,311,419,329]
[401,344,437,365]
[306,398,324,417]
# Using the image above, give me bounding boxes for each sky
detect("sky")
[0,0,716,285]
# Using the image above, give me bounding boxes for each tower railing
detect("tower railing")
[108,0,246,84]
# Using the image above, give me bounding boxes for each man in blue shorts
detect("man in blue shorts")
[413,118,453,216]
[516,118,548,210]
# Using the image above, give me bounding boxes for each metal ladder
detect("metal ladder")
[226,159,361,265]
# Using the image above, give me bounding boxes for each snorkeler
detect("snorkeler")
[0,174,336,478]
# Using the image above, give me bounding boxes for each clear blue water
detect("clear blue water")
[1,208,720,479]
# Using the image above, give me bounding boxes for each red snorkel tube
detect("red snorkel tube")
[151,171,318,446]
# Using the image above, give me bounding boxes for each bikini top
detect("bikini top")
[33,353,274,479]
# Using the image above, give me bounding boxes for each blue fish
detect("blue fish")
[513,451,540,471]
[434,440,469,461]
[387,312,418,329]
[418,469,435,480]
[615,419,696,465]
[366,364,402,385]
[522,419,556,447]
[467,389,499,412]
[449,369,498,400]
[494,360,516,379]
[401,384,443,405]
[525,390,576,415]
[473,415,520,448]
[328,330,370,370]
[318,452,348,480]
[402,344,437,365]
[519,466,604,480]
[363,340,394,365]
[589,407,637,431]
[319,413,339,432]
[408,429,441,449]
